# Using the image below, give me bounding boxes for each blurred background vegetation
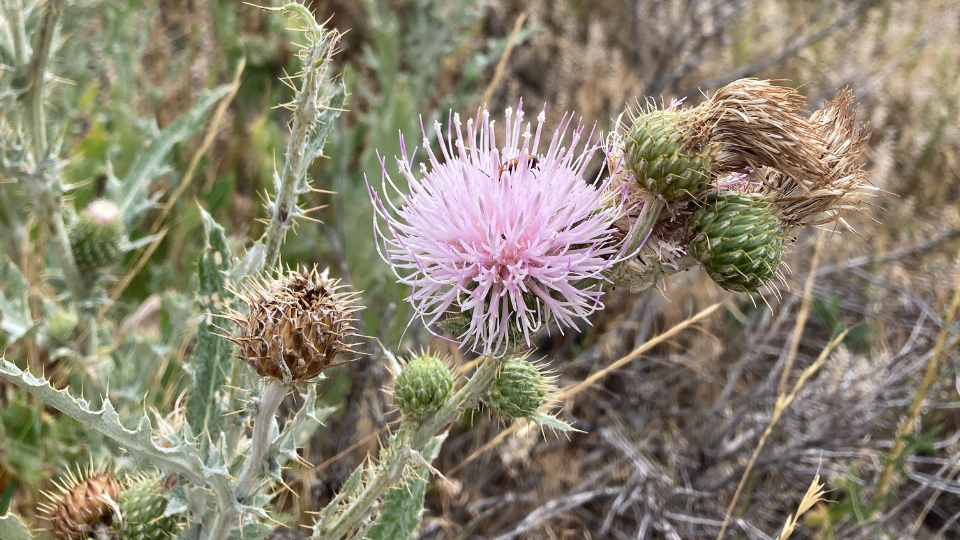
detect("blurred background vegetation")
[2,0,960,538]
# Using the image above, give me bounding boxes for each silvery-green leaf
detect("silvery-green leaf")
[529,412,577,432]
[367,433,447,540]
[110,85,232,226]
[185,209,234,453]
[0,257,34,341]
[0,513,34,540]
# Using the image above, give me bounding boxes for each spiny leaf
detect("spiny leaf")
[185,209,234,454]
[367,434,446,540]
[110,85,232,226]
[0,512,34,540]
[529,412,576,432]
[0,359,223,491]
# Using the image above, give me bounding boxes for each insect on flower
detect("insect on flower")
[497,154,540,179]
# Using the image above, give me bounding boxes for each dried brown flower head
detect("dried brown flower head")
[226,267,359,383]
[39,468,121,540]
[758,88,872,227]
[685,79,830,188]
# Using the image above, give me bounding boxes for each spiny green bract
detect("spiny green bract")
[623,110,717,201]
[115,475,179,540]
[68,201,125,275]
[394,355,454,420]
[488,359,548,419]
[688,190,788,293]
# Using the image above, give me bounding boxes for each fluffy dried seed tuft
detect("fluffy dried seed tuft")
[758,88,873,227]
[39,468,121,540]
[225,266,359,383]
[685,79,830,188]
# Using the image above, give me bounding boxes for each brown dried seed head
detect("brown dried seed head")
[684,78,830,187]
[40,471,120,540]
[227,266,358,383]
[759,88,872,227]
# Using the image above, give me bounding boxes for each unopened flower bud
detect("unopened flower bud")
[488,358,553,420]
[623,109,716,200]
[394,354,454,420]
[69,199,125,275]
[117,474,180,540]
[688,190,788,293]
[46,309,78,345]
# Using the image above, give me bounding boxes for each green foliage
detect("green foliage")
[185,209,234,454]
[0,258,33,342]
[106,85,233,227]
[688,191,788,293]
[0,512,34,540]
[368,434,445,540]
[394,355,455,421]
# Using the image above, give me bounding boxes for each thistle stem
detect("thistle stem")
[261,18,338,270]
[16,0,97,356]
[234,379,288,501]
[314,356,504,540]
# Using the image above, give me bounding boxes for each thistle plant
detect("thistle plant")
[0,1,878,538]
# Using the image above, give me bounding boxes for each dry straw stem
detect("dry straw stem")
[715,328,849,540]
[872,255,960,506]
[446,302,723,476]
[480,11,527,107]
[686,79,829,188]
[760,88,873,228]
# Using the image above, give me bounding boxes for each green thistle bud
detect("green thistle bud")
[623,110,717,200]
[488,358,551,419]
[688,190,789,293]
[394,354,454,420]
[116,475,179,540]
[46,309,78,345]
[69,199,125,275]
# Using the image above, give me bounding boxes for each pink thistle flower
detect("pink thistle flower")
[368,103,625,356]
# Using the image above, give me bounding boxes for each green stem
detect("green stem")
[314,356,504,540]
[3,0,28,67]
[261,16,338,270]
[234,379,288,501]
[22,0,64,158]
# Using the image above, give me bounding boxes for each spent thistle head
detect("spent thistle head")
[225,266,360,384]
[39,467,121,540]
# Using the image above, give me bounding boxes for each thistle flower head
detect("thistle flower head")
[369,103,625,356]
[225,266,359,384]
[39,466,121,540]
[86,199,121,226]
